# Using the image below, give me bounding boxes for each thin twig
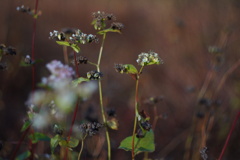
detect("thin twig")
[218,111,240,160]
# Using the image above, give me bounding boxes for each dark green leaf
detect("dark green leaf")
[15,150,31,160]
[20,120,31,132]
[72,77,89,87]
[29,132,50,144]
[50,134,62,154]
[119,130,155,155]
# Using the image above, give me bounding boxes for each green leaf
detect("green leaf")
[70,44,80,53]
[20,59,43,67]
[59,137,79,148]
[50,134,62,154]
[68,137,79,148]
[15,150,31,160]
[107,118,119,130]
[98,28,121,35]
[56,41,80,53]
[124,64,138,74]
[119,130,155,155]
[56,41,70,47]
[20,120,31,132]
[72,77,89,87]
[29,132,50,144]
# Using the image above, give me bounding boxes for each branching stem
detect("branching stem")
[132,66,144,160]
[96,33,111,160]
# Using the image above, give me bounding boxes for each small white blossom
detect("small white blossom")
[136,51,163,66]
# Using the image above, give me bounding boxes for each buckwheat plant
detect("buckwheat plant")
[49,11,123,160]
[116,51,163,160]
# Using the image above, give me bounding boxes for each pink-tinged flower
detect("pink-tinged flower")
[42,60,75,87]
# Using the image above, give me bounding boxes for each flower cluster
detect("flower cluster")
[208,46,222,54]
[72,55,88,65]
[16,5,41,18]
[111,22,124,31]
[136,51,163,66]
[49,29,98,44]
[92,11,124,32]
[92,11,115,30]
[24,55,32,64]
[87,71,103,80]
[42,60,75,87]
[0,44,16,55]
[79,122,104,136]
[114,64,128,73]
[69,29,98,44]
[49,30,66,41]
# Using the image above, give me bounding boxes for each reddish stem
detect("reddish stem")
[31,0,39,91]
[73,51,79,77]
[10,126,31,160]
[218,111,240,160]
[64,52,80,160]
[12,1,39,159]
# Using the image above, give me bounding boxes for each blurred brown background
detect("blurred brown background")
[1,0,240,159]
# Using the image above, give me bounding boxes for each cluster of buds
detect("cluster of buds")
[16,5,41,18]
[92,11,124,31]
[53,124,64,135]
[69,29,98,44]
[111,22,124,31]
[87,71,103,80]
[0,44,16,56]
[92,11,115,30]
[49,29,98,45]
[136,51,163,66]
[136,110,152,138]
[49,30,66,41]
[114,64,128,73]
[24,55,33,64]
[72,55,88,65]
[208,46,222,54]
[79,122,103,136]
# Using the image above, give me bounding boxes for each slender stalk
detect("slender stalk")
[132,66,144,160]
[88,61,98,67]
[215,59,240,95]
[11,126,31,160]
[64,52,80,160]
[63,46,69,64]
[218,111,240,160]
[12,1,39,159]
[132,79,139,160]
[78,135,87,160]
[96,33,111,160]
[31,0,39,92]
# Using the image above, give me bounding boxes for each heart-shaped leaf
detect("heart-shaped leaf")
[119,130,155,155]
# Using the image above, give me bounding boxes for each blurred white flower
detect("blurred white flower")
[77,81,98,100]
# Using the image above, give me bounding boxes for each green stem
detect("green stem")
[88,61,98,67]
[132,66,144,160]
[96,33,111,160]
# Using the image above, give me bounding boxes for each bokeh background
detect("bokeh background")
[1,0,240,159]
